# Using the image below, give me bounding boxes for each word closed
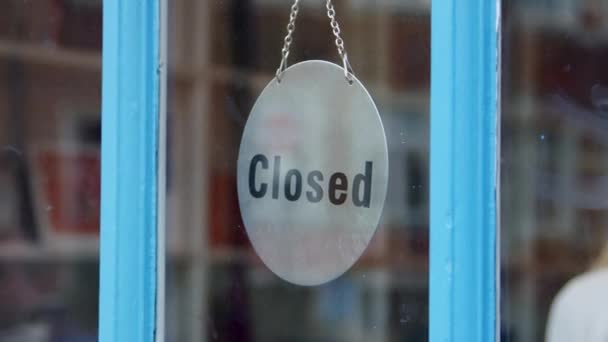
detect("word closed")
[248,154,373,207]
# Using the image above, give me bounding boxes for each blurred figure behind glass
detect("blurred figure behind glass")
[545,244,608,342]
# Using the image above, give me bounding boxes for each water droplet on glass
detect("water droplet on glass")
[591,84,608,112]
[445,262,453,275]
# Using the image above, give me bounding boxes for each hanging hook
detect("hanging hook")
[275,0,356,85]
[342,53,354,85]
[276,51,289,83]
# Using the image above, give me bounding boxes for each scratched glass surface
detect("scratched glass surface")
[0,1,102,341]
[165,1,430,341]
[501,1,608,342]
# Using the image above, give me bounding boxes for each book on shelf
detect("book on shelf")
[0,150,23,241]
[0,145,39,242]
[207,83,251,251]
[387,13,430,90]
[57,0,102,51]
[0,0,101,52]
[0,0,62,46]
[29,144,100,247]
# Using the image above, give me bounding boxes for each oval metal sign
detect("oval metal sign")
[237,60,388,286]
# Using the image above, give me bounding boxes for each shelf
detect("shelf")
[247,264,428,288]
[0,240,99,262]
[348,0,430,13]
[503,258,587,279]
[170,65,272,89]
[513,8,608,42]
[0,40,101,70]
[168,245,428,279]
[168,246,257,265]
[248,0,430,13]
[172,64,429,109]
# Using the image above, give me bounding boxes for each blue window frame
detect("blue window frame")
[98,0,499,341]
[99,1,160,341]
[430,0,499,341]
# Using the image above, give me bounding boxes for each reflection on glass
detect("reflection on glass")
[165,1,430,341]
[501,1,608,341]
[0,1,101,341]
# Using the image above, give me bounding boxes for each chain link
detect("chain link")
[276,0,300,82]
[276,0,354,84]
[326,0,353,83]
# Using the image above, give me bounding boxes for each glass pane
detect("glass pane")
[0,1,101,341]
[501,1,608,341]
[165,1,430,341]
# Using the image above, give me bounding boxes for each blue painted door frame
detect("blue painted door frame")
[99,1,160,341]
[430,0,500,341]
[98,0,500,341]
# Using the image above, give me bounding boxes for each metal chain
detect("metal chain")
[275,0,354,84]
[326,0,353,83]
[276,0,300,83]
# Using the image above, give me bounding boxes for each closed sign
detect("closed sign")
[237,61,388,286]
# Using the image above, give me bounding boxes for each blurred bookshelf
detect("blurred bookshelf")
[0,1,102,340]
[0,40,100,71]
[165,1,430,341]
[0,0,102,257]
[501,1,608,341]
[0,240,99,262]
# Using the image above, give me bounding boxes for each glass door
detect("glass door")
[163,1,430,341]
[0,2,102,341]
[98,0,501,341]
[501,1,608,341]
